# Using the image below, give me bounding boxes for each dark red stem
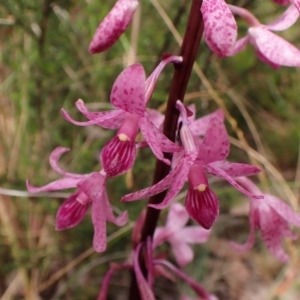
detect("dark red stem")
[128,0,204,299]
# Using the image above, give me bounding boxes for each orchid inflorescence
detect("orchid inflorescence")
[27,0,300,299]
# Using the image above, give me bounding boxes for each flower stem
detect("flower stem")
[128,0,204,298]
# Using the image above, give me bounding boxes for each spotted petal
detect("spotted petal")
[196,118,230,165]
[89,0,139,53]
[77,172,107,252]
[121,160,180,202]
[259,206,290,262]
[26,177,82,193]
[61,106,125,128]
[266,5,299,31]
[228,36,249,56]
[248,27,300,67]
[266,195,300,226]
[74,99,125,129]
[189,109,224,136]
[110,64,146,116]
[209,161,261,177]
[149,158,193,209]
[139,114,171,165]
[204,164,263,199]
[202,0,237,57]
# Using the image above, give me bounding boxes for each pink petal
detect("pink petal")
[121,160,179,203]
[265,195,300,226]
[196,118,230,165]
[89,0,139,53]
[110,64,146,116]
[49,147,84,178]
[259,207,290,262]
[202,0,237,57]
[204,164,264,199]
[133,243,156,300]
[75,99,125,129]
[172,150,185,170]
[100,136,136,177]
[170,237,194,267]
[176,226,211,244]
[266,5,299,31]
[166,203,189,231]
[26,177,81,193]
[185,186,219,229]
[147,117,181,153]
[271,0,291,5]
[149,159,192,210]
[231,202,257,252]
[255,49,281,69]
[76,172,108,252]
[61,107,125,128]
[228,35,249,56]
[291,0,300,13]
[189,109,224,136]
[103,190,128,226]
[209,161,261,177]
[55,191,89,230]
[139,114,171,165]
[153,227,168,248]
[144,55,183,103]
[146,108,164,129]
[248,27,300,67]
[91,191,107,252]
[97,267,117,300]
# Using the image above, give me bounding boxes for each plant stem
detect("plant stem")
[128,0,204,298]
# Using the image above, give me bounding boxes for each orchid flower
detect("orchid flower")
[153,203,211,267]
[89,0,139,53]
[201,0,238,57]
[231,177,300,262]
[122,101,262,229]
[26,147,128,252]
[62,55,182,166]
[228,4,300,68]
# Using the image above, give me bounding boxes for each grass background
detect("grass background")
[0,0,300,299]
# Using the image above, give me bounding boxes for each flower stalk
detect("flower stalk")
[128,0,204,298]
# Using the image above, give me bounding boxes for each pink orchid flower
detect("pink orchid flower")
[62,55,182,167]
[228,4,300,68]
[154,203,211,267]
[122,101,262,229]
[89,0,139,53]
[26,147,128,252]
[201,0,238,57]
[231,177,300,262]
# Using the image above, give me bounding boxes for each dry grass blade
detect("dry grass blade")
[0,274,21,300]
[38,222,134,292]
